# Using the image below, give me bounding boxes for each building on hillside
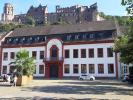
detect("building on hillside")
[0,21,122,79]
[1,3,14,22]
[1,3,102,25]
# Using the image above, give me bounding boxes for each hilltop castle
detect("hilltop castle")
[1,3,104,25]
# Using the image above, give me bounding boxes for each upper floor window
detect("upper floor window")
[40,51,44,59]
[10,52,15,59]
[89,49,94,58]
[73,49,78,58]
[107,48,113,57]
[32,51,37,59]
[51,46,58,58]
[97,48,103,58]
[81,49,86,58]
[3,52,8,61]
[65,50,69,58]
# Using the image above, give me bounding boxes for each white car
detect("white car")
[79,74,95,81]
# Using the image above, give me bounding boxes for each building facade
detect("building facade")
[1,3,100,25]
[0,21,120,79]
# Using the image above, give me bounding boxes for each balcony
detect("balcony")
[44,57,64,62]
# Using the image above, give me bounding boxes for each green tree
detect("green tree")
[26,16,35,26]
[10,49,35,76]
[113,0,133,64]
[121,0,133,14]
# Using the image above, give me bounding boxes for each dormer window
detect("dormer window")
[83,34,87,39]
[15,38,18,42]
[9,38,12,42]
[90,34,94,39]
[75,35,79,40]
[23,37,25,41]
[30,37,33,40]
[67,35,72,41]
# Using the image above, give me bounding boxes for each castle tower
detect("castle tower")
[1,3,14,21]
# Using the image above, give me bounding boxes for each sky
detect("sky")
[0,0,126,17]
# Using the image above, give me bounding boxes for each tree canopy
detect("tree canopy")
[113,0,133,64]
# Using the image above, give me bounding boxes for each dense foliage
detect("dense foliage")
[10,49,35,76]
[99,12,129,26]
[113,0,133,64]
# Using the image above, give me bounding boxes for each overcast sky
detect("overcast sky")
[0,0,126,17]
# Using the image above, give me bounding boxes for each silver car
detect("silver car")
[79,74,95,81]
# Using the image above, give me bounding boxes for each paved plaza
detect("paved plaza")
[0,79,133,100]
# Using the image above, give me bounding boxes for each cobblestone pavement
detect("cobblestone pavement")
[0,79,133,100]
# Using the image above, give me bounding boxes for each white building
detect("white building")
[0,21,120,79]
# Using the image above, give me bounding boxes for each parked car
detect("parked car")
[79,74,95,81]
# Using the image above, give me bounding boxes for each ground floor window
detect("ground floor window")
[64,64,70,74]
[2,66,7,74]
[39,65,44,74]
[73,64,79,74]
[98,64,104,74]
[89,64,95,74]
[34,65,36,74]
[108,64,114,74]
[81,64,87,74]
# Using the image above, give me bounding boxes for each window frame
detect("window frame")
[81,49,86,58]
[89,49,94,58]
[97,48,103,58]
[73,64,79,74]
[73,49,78,58]
[65,49,70,58]
[98,64,104,74]
[64,64,70,74]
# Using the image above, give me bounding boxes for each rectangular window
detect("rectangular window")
[32,51,37,59]
[73,64,79,74]
[107,48,113,57]
[65,50,69,58]
[98,64,104,74]
[98,48,103,57]
[10,52,15,59]
[39,65,44,74]
[81,49,86,58]
[108,64,114,74]
[64,64,70,74]
[3,52,8,60]
[40,51,44,59]
[2,66,7,74]
[73,49,78,58]
[89,49,94,58]
[34,65,36,74]
[89,64,95,74]
[81,64,87,74]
